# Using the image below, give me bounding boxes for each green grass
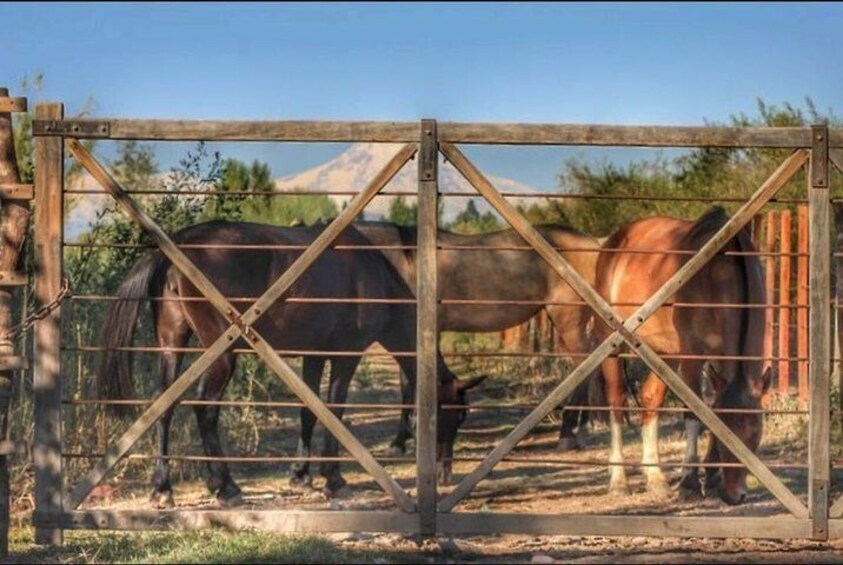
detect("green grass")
[8,527,433,564]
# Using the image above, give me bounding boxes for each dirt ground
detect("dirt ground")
[52,363,843,563]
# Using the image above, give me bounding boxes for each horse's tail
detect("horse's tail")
[97,251,166,418]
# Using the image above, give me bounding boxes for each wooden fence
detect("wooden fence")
[4,106,840,543]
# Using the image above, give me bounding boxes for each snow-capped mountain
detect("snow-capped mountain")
[272,143,540,221]
[65,143,543,240]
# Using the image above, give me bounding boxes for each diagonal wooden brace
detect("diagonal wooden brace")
[65,140,418,512]
[439,143,809,514]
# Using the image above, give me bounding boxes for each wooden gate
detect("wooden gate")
[28,109,843,541]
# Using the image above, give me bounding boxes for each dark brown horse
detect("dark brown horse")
[354,222,603,450]
[593,207,771,504]
[98,220,483,506]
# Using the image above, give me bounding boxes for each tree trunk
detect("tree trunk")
[0,86,28,558]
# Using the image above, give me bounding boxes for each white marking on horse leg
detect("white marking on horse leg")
[642,416,669,495]
[608,413,628,494]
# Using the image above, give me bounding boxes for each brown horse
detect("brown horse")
[98,220,483,506]
[593,207,771,504]
[354,222,603,450]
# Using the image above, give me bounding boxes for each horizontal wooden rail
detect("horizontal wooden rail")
[439,123,843,148]
[36,510,421,534]
[0,356,29,371]
[0,183,34,200]
[61,398,810,415]
[33,118,843,148]
[37,119,419,142]
[34,510,819,539]
[0,272,28,286]
[59,452,812,470]
[0,97,27,112]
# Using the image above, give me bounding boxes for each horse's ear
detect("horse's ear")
[760,366,772,396]
[458,375,487,392]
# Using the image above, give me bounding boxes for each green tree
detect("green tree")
[448,199,502,234]
[387,195,418,226]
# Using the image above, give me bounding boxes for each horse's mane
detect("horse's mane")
[683,206,764,395]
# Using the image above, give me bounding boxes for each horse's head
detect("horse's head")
[436,374,486,486]
[706,364,771,504]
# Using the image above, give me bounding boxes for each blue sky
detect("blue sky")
[3,2,842,188]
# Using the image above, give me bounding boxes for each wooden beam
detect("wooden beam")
[416,119,438,533]
[436,513,812,539]
[0,98,26,113]
[779,209,792,396]
[36,510,420,534]
[0,357,28,371]
[0,441,25,456]
[831,496,843,519]
[439,144,809,513]
[438,123,843,148]
[797,204,809,409]
[808,125,830,539]
[0,272,27,287]
[33,102,64,546]
[0,184,33,201]
[30,118,843,148]
[37,119,419,142]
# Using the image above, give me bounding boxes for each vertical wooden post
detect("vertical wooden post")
[778,209,792,396]
[797,205,810,409]
[763,211,777,408]
[34,102,64,545]
[0,87,28,558]
[808,125,830,540]
[416,119,438,534]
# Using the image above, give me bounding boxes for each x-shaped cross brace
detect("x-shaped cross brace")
[438,143,810,518]
[65,140,419,512]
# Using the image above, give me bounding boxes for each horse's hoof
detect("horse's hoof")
[383,445,405,458]
[677,485,704,502]
[324,484,352,499]
[289,473,314,490]
[608,483,631,497]
[646,478,672,499]
[557,437,580,452]
[217,492,245,508]
[149,490,175,509]
[322,476,349,498]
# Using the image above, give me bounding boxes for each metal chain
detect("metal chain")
[0,276,69,343]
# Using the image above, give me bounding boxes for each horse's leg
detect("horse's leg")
[677,358,706,500]
[290,356,326,489]
[558,380,588,451]
[320,356,359,496]
[639,367,673,497]
[387,363,416,456]
[150,301,190,509]
[601,355,629,496]
[193,352,242,506]
[547,309,593,451]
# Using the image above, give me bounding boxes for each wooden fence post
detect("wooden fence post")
[808,125,830,539]
[778,209,792,396]
[797,204,810,409]
[0,87,29,557]
[416,119,438,535]
[34,102,64,545]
